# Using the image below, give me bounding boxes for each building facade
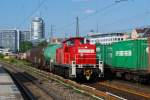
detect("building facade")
[0,29,20,52]
[31,17,45,41]
[131,27,150,39]
[49,38,64,44]
[20,31,31,42]
[87,32,126,45]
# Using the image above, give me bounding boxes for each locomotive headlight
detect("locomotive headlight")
[80,53,83,57]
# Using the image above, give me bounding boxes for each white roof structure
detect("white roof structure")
[87,32,125,45]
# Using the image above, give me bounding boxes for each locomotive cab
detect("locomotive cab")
[56,37,103,80]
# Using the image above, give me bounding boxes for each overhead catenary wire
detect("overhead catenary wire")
[102,11,150,29]
[56,3,115,32]
[15,0,26,27]
[18,0,47,28]
[105,11,150,33]
[81,11,150,34]
[18,0,26,18]
[56,0,129,33]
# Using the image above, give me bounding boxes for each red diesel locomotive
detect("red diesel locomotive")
[53,37,103,80]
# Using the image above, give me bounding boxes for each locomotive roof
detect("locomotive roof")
[62,37,84,43]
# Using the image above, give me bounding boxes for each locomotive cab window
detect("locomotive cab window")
[80,39,89,44]
[80,39,84,44]
[66,40,74,46]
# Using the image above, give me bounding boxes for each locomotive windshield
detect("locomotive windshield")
[80,39,84,44]
[64,37,90,46]
[66,40,74,46]
[80,38,90,44]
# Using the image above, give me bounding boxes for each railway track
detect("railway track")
[0,61,129,100]
[7,69,37,100]
[3,60,150,100]
[2,64,55,100]
[86,80,150,100]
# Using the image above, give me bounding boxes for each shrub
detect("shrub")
[10,58,17,63]
[0,53,4,58]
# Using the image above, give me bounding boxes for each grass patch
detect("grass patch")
[0,56,31,67]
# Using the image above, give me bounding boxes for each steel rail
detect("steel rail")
[5,69,37,100]
[0,61,128,100]
[98,82,150,99]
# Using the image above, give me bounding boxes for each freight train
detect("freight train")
[26,37,104,80]
[96,38,150,82]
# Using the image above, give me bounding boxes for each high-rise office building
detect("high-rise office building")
[31,17,45,41]
[20,31,31,42]
[0,29,20,52]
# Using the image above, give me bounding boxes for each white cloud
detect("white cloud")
[85,9,96,14]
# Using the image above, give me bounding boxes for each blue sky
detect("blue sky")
[0,0,149,38]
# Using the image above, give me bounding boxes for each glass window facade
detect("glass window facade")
[0,30,19,52]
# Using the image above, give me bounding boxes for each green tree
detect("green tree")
[37,40,48,47]
[20,41,33,53]
[0,53,4,58]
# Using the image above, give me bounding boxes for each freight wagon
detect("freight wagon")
[96,38,150,82]
[26,46,46,69]
[43,44,61,71]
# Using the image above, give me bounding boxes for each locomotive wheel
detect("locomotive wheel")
[116,72,122,78]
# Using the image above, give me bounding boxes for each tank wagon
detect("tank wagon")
[43,44,61,70]
[96,38,150,81]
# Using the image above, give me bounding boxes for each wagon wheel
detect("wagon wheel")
[133,75,139,82]
[125,73,131,80]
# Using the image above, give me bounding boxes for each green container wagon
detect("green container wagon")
[96,38,150,81]
[112,39,148,70]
